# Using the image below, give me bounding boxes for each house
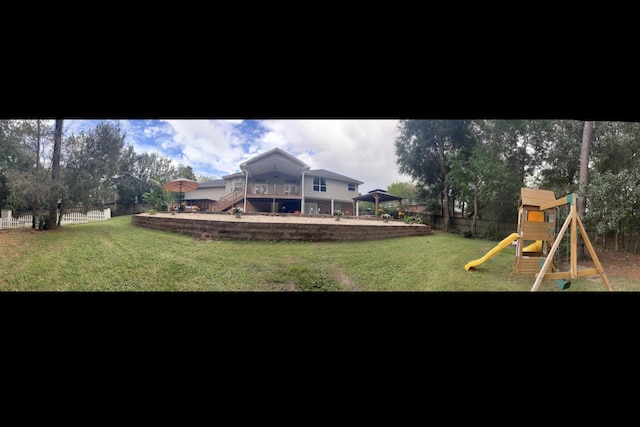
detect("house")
[183,148,364,215]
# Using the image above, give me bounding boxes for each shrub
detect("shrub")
[37,213,49,230]
[483,222,499,240]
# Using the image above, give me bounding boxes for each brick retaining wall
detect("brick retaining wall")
[131,214,432,242]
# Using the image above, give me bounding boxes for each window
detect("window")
[527,210,544,222]
[233,178,244,191]
[348,183,356,191]
[313,177,326,192]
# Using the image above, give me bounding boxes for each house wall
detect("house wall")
[225,178,244,194]
[185,187,225,201]
[303,177,359,201]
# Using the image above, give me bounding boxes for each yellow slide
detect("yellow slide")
[523,240,543,253]
[464,232,520,271]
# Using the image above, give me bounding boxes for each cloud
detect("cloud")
[63,119,415,191]
[258,119,412,191]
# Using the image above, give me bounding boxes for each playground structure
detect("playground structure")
[465,187,612,292]
[512,188,558,278]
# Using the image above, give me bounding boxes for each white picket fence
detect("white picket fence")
[0,208,111,230]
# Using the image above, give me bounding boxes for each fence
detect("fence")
[423,214,518,238]
[0,209,111,230]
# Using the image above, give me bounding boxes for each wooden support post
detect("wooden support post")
[569,194,578,278]
[531,193,612,292]
[575,213,612,291]
[531,207,573,291]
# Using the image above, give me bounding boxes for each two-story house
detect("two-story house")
[183,148,364,216]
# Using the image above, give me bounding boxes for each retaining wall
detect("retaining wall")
[131,215,432,242]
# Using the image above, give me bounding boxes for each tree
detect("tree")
[114,147,180,213]
[49,119,63,229]
[395,120,473,232]
[585,169,640,250]
[537,120,584,196]
[449,139,519,236]
[177,164,197,181]
[0,120,34,209]
[590,121,640,175]
[142,177,174,211]
[62,122,125,213]
[16,119,54,227]
[386,181,418,206]
[136,152,176,185]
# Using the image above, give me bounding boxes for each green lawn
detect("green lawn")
[0,215,629,291]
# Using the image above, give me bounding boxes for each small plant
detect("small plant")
[37,213,50,230]
[148,209,157,215]
[381,213,392,220]
[231,206,244,214]
[333,210,343,216]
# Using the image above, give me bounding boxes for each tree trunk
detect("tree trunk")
[32,119,41,228]
[578,120,593,258]
[439,136,449,232]
[471,192,478,236]
[49,119,63,229]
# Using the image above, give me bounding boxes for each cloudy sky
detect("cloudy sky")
[63,119,414,193]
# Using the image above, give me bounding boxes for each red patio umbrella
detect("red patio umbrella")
[163,178,199,204]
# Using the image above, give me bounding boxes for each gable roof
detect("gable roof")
[239,147,310,178]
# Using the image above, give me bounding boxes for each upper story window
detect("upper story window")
[233,178,244,191]
[313,177,326,192]
[348,183,356,191]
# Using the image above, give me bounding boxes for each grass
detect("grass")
[0,215,631,292]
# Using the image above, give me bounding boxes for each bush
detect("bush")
[37,213,49,230]
[483,222,499,240]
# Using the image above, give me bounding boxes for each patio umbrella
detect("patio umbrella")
[163,178,199,204]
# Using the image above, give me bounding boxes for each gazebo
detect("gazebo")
[353,189,404,216]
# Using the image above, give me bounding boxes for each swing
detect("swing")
[555,205,571,290]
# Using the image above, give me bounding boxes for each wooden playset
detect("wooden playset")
[466,187,612,291]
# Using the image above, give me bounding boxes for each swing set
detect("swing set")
[512,188,612,291]
[530,193,611,291]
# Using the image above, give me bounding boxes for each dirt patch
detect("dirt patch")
[0,228,37,262]
[592,249,640,281]
[552,247,639,282]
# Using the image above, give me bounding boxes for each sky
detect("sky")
[63,119,414,193]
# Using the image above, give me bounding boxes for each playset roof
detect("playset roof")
[519,188,556,209]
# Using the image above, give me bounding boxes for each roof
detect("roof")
[519,187,556,209]
[308,169,364,184]
[196,179,225,188]
[352,189,404,204]
[239,147,310,178]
